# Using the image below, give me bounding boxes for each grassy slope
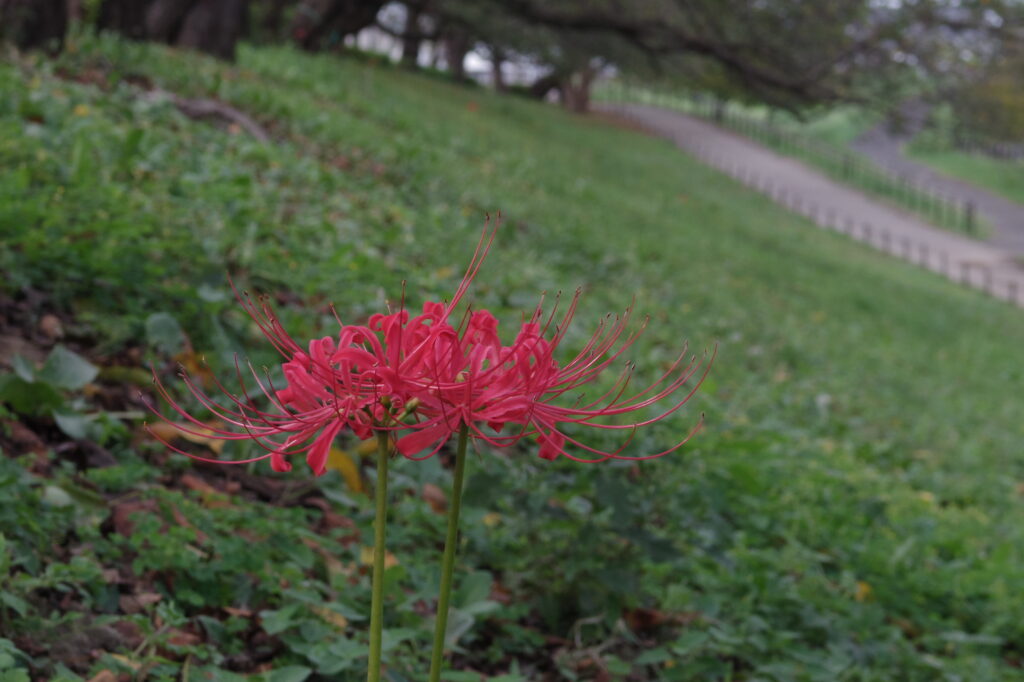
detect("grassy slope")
[906,146,1024,206]
[3,38,1024,680]
[612,88,975,235]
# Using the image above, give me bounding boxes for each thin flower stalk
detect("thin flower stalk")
[148,218,712,680]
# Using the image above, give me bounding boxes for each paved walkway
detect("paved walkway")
[597,102,1024,308]
[852,121,1024,255]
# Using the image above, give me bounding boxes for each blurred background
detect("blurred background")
[2,1,1024,681]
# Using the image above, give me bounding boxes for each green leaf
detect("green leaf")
[634,647,672,665]
[0,593,28,618]
[0,375,63,416]
[320,486,359,508]
[440,673,481,682]
[442,608,476,649]
[461,600,499,617]
[145,312,185,355]
[671,631,709,656]
[266,666,313,682]
[10,356,34,383]
[455,571,493,608]
[259,605,299,635]
[381,628,418,653]
[0,667,30,681]
[53,477,108,511]
[53,411,93,440]
[604,656,632,675]
[197,284,227,303]
[189,667,248,682]
[38,346,98,391]
[299,637,361,675]
[41,486,73,508]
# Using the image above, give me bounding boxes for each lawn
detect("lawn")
[2,36,1024,681]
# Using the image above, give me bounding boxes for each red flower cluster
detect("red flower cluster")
[149,224,712,473]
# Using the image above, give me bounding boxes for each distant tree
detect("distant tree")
[439,24,470,80]
[97,0,249,60]
[290,0,386,51]
[434,0,1024,112]
[4,0,1021,120]
[96,0,151,40]
[0,0,67,52]
[954,46,1024,143]
[399,0,427,67]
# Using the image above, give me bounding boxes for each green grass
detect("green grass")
[2,36,1024,681]
[797,106,879,146]
[906,146,1024,206]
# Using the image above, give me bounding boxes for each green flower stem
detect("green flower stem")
[367,430,391,682]
[428,423,471,682]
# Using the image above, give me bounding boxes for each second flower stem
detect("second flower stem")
[367,430,390,682]
[427,423,470,682]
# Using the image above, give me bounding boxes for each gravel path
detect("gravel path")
[852,122,1024,254]
[597,102,1024,308]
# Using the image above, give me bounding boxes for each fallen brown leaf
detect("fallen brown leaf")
[109,499,158,536]
[38,314,64,341]
[119,592,162,614]
[624,606,670,632]
[179,472,234,508]
[108,620,144,649]
[325,447,363,494]
[147,420,225,454]
[107,654,141,672]
[2,419,46,456]
[173,349,214,388]
[180,472,218,495]
[87,671,117,682]
[311,605,349,630]
[302,536,352,580]
[422,483,447,514]
[360,546,399,569]
[166,628,202,647]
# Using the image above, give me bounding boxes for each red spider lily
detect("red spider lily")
[147,310,391,476]
[148,220,710,470]
[394,284,714,463]
[146,226,499,475]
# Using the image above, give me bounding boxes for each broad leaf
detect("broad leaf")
[38,345,98,391]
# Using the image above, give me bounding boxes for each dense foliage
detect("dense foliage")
[2,37,1024,680]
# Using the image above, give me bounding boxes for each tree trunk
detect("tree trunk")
[528,72,561,100]
[262,0,291,38]
[175,0,248,60]
[291,0,383,51]
[562,64,596,113]
[400,3,422,68]
[97,0,152,40]
[98,0,248,61]
[443,31,468,81]
[145,0,194,43]
[0,0,68,52]
[490,46,505,92]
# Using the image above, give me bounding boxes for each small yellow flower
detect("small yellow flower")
[855,581,872,602]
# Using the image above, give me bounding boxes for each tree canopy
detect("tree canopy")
[2,0,1021,113]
